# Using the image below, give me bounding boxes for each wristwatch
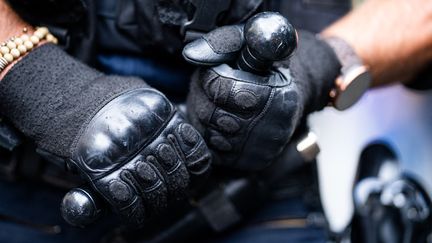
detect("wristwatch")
[322,36,372,110]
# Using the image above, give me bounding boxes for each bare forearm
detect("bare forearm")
[0,0,35,79]
[322,0,432,86]
[0,0,35,43]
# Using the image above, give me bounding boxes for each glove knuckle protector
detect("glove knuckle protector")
[70,88,211,223]
[188,64,301,170]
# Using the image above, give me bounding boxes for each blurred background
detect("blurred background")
[311,84,432,232]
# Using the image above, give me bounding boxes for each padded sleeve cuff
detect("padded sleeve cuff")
[0,44,148,158]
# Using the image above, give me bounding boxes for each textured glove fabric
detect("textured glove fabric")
[0,44,211,225]
[183,26,340,170]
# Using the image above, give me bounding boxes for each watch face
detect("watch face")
[335,66,371,110]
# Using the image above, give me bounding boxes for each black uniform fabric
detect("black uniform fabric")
[265,0,351,33]
[6,0,85,27]
[6,0,351,62]
[0,44,148,159]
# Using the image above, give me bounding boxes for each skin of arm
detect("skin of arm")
[322,0,432,87]
[0,0,35,80]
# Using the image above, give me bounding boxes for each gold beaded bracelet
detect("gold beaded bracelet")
[0,27,58,73]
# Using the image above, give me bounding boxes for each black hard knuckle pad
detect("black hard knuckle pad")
[71,88,174,178]
[70,88,179,220]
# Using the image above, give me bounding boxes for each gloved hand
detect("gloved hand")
[183,24,341,170]
[0,44,211,226]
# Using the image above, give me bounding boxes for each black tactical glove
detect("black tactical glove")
[0,44,211,225]
[183,24,341,170]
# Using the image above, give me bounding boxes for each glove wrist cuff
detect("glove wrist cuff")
[287,30,341,115]
[321,36,371,110]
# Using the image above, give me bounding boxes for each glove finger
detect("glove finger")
[183,25,245,66]
[148,130,190,202]
[95,176,147,225]
[120,158,168,217]
[172,123,211,176]
[187,72,217,131]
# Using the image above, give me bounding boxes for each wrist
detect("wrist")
[0,0,30,78]
[0,27,57,80]
[322,0,432,86]
[286,30,341,114]
[320,36,371,110]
